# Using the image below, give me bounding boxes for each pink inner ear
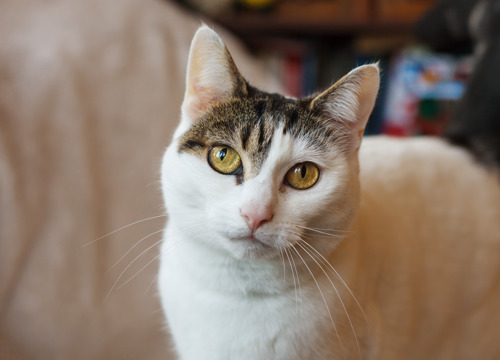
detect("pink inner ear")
[191,82,211,114]
[310,65,379,151]
[183,27,248,123]
[184,59,236,120]
[184,77,224,120]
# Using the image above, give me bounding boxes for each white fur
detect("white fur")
[158,27,500,360]
[159,134,500,360]
[159,121,358,359]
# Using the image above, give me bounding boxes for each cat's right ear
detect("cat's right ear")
[309,64,380,153]
[182,26,247,123]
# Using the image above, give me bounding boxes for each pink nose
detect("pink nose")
[240,205,274,233]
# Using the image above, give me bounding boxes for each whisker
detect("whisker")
[299,240,368,325]
[144,273,159,296]
[288,246,303,317]
[104,238,163,303]
[278,248,286,284]
[295,225,350,237]
[107,229,164,273]
[284,248,298,317]
[82,214,167,247]
[285,227,368,325]
[117,255,159,290]
[289,245,343,349]
[296,240,360,358]
[289,229,344,240]
[296,225,352,233]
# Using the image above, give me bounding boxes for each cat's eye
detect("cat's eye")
[208,146,242,175]
[285,162,319,190]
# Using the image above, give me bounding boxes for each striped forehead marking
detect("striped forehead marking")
[178,86,337,183]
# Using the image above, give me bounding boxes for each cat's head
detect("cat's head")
[161,26,379,260]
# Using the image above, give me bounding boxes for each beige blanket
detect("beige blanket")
[0,1,280,358]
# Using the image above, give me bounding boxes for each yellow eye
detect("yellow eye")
[208,146,242,175]
[285,162,319,190]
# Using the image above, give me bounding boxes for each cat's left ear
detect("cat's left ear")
[182,26,248,123]
[310,64,380,152]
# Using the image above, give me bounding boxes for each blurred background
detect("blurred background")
[0,0,498,359]
[183,0,481,137]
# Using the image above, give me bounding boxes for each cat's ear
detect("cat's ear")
[310,64,380,152]
[182,26,247,123]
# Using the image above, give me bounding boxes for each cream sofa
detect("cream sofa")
[0,0,280,358]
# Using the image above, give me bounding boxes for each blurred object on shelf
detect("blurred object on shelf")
[238,0,276,11]
[376,0,435,21]
[177,0,233,15]
[283,53,304,97]
[273,0,370,22]
[416,98,453,136]
[353,34,414,55]
[258,41,354,98]
[415,0,475,52]
[382,50,471,136]
[214,0,435,37]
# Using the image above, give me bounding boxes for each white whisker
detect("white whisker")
[296,225,352,233]
[289,245,343,349]
[107,229,164,273]
[287,246,303,316]
[117,255,159,290]
[278,248,286,284]
[286,226,368,325]
[299,240,368,324]
[144,273,159,296]
[82,214,167,247]
[104,238,163,303]
[295,225,349,238]
[284,247,298,317]
[292,230,344,240]
[296,240,360,358]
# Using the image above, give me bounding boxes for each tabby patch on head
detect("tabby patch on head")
[178,26,379,185]
[161,25,379,259]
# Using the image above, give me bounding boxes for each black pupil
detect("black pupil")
[218,148,227,162]
[301,164,306,178]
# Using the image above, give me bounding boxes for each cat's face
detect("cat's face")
[161,27,379,260]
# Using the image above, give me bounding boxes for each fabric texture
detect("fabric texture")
[0,0,281,359]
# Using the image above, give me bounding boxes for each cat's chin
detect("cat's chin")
[227,236,278,260]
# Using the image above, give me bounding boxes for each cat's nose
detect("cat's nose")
[240,205,274,233]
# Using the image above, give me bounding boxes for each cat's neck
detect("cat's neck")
[163,220,363,299]
[165,223,292,295]
[162,217,370,358]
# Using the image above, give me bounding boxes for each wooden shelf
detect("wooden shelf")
[215,12,416,37]
[213,0,435,40]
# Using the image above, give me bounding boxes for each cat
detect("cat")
[158,26,500,360]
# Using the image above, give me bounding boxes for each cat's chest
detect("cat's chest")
[159,238,337,360]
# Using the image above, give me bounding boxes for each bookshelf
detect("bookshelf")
[214,0,435,39]
[216,12,415,37]
[207,0,464,138]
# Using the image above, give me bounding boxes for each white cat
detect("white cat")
[158,26,500,360]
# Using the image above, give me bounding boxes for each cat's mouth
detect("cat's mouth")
[232,235,272,249]
[228,235,277,259]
